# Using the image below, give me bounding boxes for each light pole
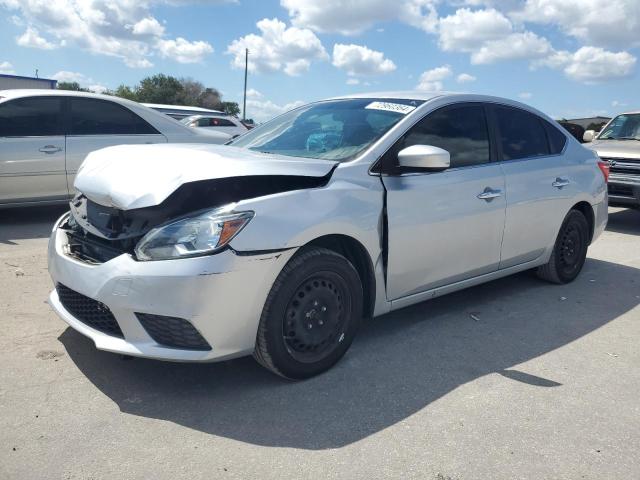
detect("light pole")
[242,48,249,121]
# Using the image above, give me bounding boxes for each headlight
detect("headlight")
[134,207,254,261]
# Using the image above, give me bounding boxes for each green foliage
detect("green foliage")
[221,101,241,116]
[57,81,89,92]
[135,74,184,104]
[109,74,237,114]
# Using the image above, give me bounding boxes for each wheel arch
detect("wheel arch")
[303,234,376,319]
[571,201,595,243]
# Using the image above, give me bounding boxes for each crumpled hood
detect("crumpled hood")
[585,139,640,159]
[74,143,337,210]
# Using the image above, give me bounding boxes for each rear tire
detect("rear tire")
[254,247,363,380]
[536,209,589,284]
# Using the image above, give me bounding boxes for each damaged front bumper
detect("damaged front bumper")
[47,215,296,361]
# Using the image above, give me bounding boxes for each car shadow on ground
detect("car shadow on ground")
[58,256,639,450]
[0,205,68,245]
[606,208,639,235]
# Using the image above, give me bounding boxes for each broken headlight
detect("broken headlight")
[134,207,254,261]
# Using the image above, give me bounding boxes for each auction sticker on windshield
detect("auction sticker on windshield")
[365,102,416,115]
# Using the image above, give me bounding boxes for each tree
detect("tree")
[135,74,183,104]
[221,101,241,116]
[113,85,137,101]
[57,81,89,92]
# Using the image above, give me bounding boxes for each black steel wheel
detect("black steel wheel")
[254,247,363,379]
[537,209,589,284]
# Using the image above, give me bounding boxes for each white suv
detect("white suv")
[0,90,230,208]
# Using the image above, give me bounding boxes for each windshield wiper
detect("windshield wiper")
[615,137,640,141]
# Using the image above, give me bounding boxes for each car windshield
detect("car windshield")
[180,116,197,125]
[230,98,424,162]
[598,113,640,140]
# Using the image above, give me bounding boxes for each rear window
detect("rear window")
[496,106,549,160]
[545,122,567,154]
[69,98,158,135]
[0,96,64,137]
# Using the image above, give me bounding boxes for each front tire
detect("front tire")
[536,209,589,284]
[254,247,363,379]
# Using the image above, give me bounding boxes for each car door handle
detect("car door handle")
[39,145,63,154]
[477,187,503,201]
[552,177,570,188]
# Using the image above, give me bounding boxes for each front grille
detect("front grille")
[66,229,130,264]
[136,313,211,351]
[601,157,640,175]
[56,284,124,338]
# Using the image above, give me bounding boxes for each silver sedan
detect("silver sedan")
[47,92,608,379]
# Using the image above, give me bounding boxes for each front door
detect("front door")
[379,103,506,300]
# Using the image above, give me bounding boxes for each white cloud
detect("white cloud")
[157,38,213,63]
[0,61,15,74]
[471,31,552,64]
[88,84,108,93]
[438,8,512,52]
[51,70,108,93]
[51,70,88,83]
[16,26,56,50]
[518,92,533,99]
[416,65,452,91]
[456,73,476,83]
[438,8,553,65]
[332,44,396,76]
[516,0,640,49]
[226,18,327,76]
[612,100,627,108]
[535,46,636,83]
[246,98,305,122]
[281,0,438,35]
[346,78,360,85]
[245,88,263,98]
[132,17,165,37]
[2,1,215,68]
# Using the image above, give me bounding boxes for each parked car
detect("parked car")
[141,103,225,121]
[558,121,586,143]
[180,114,248,138]
[47,92,608,379]
[0,90,230,208]
[583,111,640,208]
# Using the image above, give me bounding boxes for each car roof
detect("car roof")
[0,89,116,100]
[142,103,224,114]
[330,90,452,101]
[614,110,640,116]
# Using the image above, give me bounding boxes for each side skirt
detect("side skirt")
[387,258,545,312]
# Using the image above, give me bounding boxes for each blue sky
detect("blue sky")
[0,0,638,121]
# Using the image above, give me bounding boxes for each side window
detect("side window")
[210,117,236,127]
[544,121,567,154]
[69,98,158,135]
[0,97,64,137]
[381,104,490,172]
[496,107,549,160]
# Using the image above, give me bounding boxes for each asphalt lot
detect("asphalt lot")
[1,206,639,480]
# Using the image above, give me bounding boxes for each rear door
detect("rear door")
[65,97,166,193]
[380,103,506,300]
[0,96,67,205]
[491,105,575,268]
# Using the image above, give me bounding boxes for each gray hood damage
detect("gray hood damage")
[75,143,337,210]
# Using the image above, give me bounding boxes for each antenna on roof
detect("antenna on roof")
[35,69,39,78]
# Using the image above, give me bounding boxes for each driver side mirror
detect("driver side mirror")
[583,130,595,143]
[398,145,450,170]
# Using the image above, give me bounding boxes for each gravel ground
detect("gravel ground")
[1,206,639,480]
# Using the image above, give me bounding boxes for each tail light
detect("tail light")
[597,160,610,183]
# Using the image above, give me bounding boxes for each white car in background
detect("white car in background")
[0,90,231,208]
[180,114,248,138]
